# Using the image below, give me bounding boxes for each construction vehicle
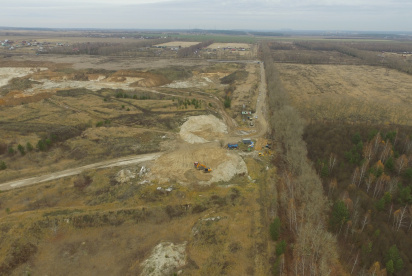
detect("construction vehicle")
[194,162,212,173]
[227,143,238,149]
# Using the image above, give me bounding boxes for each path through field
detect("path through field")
[0,152,161,191]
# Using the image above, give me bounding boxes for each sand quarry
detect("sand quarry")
[148,115,248,185]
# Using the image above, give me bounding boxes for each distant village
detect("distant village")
[0,39,68,53]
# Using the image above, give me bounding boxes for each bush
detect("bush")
[17,144,25,156]
[26,142,33,152]
[270,218,281,241]
[276,240,287,256]
[74,175,92,191]
[37,140,46,151]
[0,161,6,170]
[8,147,15,155]
[224,96,231,108]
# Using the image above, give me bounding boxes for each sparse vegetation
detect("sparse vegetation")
[1,30,411,276]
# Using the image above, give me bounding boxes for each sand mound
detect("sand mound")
[148,143,247,185]
[180,115,227,144]
[141,242,187,276]
[0,67,44,87]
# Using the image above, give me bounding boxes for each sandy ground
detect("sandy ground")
[154,41,199,48]
[162,72,228,89]
[0,152,161,191]
[141,242,187,276]
[1,68,160,101]
[9,55,211,70]
[0,67,46,87]
[180,115,227,144]
[148,115,247,185]
[0,58,267,190]
[207,43,251,49]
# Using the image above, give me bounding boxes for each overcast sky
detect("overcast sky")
[0,0,410,32]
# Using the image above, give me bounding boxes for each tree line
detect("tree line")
[262,42,343,275]
[176,40,214,58]
[47,38,170,56]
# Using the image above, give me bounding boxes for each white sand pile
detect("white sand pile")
[206,154,248,184]
[180,115,227,144]
[141,242,187,276]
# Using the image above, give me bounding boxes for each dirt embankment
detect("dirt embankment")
[148,115,247,185]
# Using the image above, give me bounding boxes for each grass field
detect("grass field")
[277,63,412,125]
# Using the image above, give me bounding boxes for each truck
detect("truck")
[227,143,238,149]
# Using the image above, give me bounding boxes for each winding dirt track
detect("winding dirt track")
[0,153,161,191]
[0,60,268,191]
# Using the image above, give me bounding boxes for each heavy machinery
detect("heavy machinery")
[194,162,212,173]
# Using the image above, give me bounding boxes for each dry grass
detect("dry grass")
[278,64,412,125]
[0,155,273,275]
[0,51,270,275]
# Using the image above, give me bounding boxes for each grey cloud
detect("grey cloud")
[0,0,410,31]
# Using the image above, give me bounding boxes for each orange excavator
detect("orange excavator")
[194,162,212,173]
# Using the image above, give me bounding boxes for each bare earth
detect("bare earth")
[154,41,200,48]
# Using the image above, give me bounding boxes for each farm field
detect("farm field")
[278,63,412,125]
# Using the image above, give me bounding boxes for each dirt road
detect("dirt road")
[252,62,269,138]
[0,152,161,191]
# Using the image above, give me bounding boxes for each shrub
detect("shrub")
[17,144,25,156]
[37,140,46,151]
[270,218,281,241]
[223,96,231,108]
[276,240,287,256]
[73,175,92,191]
[0,161,6,170]
[8,147,15,155]
[26,142,33,152]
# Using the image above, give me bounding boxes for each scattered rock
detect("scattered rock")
[141,242,187,276]
[115,169,136,184]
